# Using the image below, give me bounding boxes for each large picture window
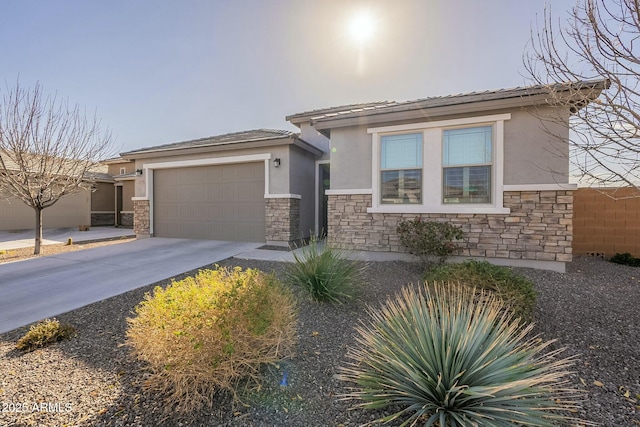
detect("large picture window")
[380,133,422,204]
[443,126,492,204]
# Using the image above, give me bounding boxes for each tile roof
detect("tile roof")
[122,129,295,156]
[0,150,107,176]
[287,80,609,124]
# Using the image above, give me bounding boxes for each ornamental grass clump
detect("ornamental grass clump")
[339,282,585,427]
[126,266,297,414]
[285,238,364,303]
[16,318,75,352]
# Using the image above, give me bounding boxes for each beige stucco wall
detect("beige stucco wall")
[326,107,571,191]
[329,125,372,189]
[299,122,330,155]
[132,145,291,198]
[91,182,115,211]
[0,190,91,230]
[503,107,569,185]
[121,181,135,211]
[107,161,135,176]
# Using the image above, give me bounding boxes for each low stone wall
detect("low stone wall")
[120,212,134,228]
[265,197,300,244]
[91,212,115,226]
[327,191,573,263]
[133,199,150,236]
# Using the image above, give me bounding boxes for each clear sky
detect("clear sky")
[0,0,577,153]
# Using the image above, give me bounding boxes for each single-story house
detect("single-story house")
[121,80,606,272]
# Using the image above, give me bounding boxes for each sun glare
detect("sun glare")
[349,10,376,44]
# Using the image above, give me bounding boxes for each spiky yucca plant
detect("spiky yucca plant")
[338,283,586,427]
[285,238,363,303]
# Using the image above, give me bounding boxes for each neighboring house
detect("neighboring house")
[120,80,605,272]
[0,151,95,231]
[0,190,91,231]
[93,158,136,227]
[120,129,323,243]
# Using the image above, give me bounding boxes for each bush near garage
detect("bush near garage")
[126,266,297,414]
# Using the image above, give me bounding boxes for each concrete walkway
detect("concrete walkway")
[0,227,135,250]
[236,243,417,263]
[0,238,261,334]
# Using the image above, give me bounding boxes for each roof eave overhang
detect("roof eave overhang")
[310,80,609,132]
[120,135,322,160]
[310,96,546,131]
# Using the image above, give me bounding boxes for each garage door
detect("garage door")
[153,162,265,241]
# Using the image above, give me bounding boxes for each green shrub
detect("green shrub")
[339,283,582,427]
[610,252,640,267]
[397,218,464,269]
[285,238,363,303]
[424,260,537,321]
[16,318,75,352]
[126,266,297,414]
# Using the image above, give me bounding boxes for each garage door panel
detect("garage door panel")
[153,163,265,241]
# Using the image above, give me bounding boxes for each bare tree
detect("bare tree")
[525,0,640,193]
[0,81,114,254]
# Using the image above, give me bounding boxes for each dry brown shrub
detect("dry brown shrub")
[126,266,297,415]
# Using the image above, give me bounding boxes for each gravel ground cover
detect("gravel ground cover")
[0,255,638,426]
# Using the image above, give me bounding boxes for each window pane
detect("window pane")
[443,126,492,165]
[381,169,422,204]
[443,167,464,200]
[443,166,491,204]
[381,133,423,169]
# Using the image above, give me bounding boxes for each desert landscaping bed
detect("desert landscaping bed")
[0,255,638,426]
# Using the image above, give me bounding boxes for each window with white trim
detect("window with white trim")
[380,133,422,204]
[368,113,509,214]
[442,126,492,204]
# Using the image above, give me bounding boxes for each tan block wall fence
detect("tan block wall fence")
[573,187,640,257]
[327,191,573,263]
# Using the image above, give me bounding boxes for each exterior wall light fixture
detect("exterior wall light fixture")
[274,158,281,167]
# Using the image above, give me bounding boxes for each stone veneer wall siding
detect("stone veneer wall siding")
[120,212,134,228]
[327,191,573,262]
[265,197,300,243]
[133,199,150,236]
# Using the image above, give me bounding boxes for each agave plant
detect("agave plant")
[338,283,586,427]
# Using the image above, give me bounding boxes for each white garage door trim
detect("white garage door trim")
[135,153,303,236]
[144,154,269,236]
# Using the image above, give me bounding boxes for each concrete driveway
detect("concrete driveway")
[0,238,261,334]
